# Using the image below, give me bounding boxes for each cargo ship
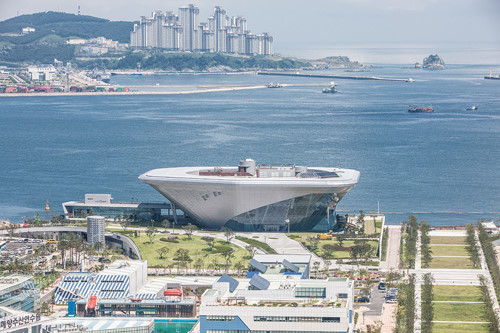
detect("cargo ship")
[408,105,434,113]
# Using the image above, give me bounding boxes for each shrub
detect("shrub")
[160,237,179,243]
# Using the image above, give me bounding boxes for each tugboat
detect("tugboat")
[408,105,434,113]
[466,106,477,110]
[322,82,337,93]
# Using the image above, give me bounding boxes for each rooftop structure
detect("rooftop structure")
[200,275,354,333]
[54,260,147,304]
[247,254,311,278]
[139,159,360,231]
[0,275,39,312]
[47,318,154,333]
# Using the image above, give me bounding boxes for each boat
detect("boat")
[484,72,500,80]
[267,82,282,88]
[322,82,336,93]
[408,105,434,113]
[466,106,477,110]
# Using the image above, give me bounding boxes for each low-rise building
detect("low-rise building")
[54,260,147,304]
[62,193,178,222]
[200,274,354,333]
[0,275,40,312]
[27,65,56,81]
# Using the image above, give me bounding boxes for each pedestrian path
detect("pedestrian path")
[380,226,401,271]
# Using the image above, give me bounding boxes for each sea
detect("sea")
[0,64,499,226]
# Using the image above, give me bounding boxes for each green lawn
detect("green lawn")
[430,236,467,245]
[428,256,475,269]
[287,233,379,259]
[430,245,469,257]
[434,303,488,322]
[433,285,483,302]
[433,323,490,333]
[132,234,250,269]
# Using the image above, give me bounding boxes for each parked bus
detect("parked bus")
[47,239,57,244]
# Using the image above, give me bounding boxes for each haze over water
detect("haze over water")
[0,64,499,226]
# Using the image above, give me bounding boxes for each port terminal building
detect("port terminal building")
[62,194,186,223]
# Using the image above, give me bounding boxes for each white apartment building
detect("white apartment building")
[86,216,105,246]
[130,6,273,55]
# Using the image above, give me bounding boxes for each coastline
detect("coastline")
[0,84,269,97]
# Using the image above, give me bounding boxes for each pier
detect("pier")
[258,71,414,82]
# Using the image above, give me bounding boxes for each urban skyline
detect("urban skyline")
[130,5,273,55]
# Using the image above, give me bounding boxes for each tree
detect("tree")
[161,219,170,231]
[234,261,245,277]
[6,223,18,238]
[421,273,434,333]
[120,220,130,232]
[222,227,235,243]
[245,244,257,256]
[312,261,321,278]
[220,247,235,271]
[183,223,197,240]
[146,225,157,244]
[173,248,191,269]
[194,287,209,301]
[94,241,102,253]
[322,244,335,259]
[306,236,319,250]
[203,236,215,250]
[156,246,170,259]
[337,234,346,247]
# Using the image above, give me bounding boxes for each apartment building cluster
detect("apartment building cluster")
[130,5,273,55]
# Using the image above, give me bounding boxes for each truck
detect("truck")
[317,233,333,240]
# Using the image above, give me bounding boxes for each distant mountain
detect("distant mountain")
[0,11,134,44]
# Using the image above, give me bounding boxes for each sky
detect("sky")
[1,0,500,63]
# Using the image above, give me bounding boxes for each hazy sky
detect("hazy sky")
[1,0,500,63]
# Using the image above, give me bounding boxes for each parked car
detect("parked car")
[386,296,397,303]
[378,282,386,290]
[357,296,371,303]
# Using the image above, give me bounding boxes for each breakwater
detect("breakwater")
[258,71,413,82]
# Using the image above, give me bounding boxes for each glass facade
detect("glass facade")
[225,192,345,232]
[68,206,162,221]
[294,287,326,298]
[0,276,40,312]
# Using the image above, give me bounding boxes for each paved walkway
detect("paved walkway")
[381,303,397,333]
[381,225,401,271]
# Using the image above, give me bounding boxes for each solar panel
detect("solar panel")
[282,259,300,273]
[218,274,239,292]
[249,258,267,273]
[249,274,270,290]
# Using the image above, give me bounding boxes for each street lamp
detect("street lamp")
[285,218,290,234]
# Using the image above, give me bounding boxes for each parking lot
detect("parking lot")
[0,237,48,266]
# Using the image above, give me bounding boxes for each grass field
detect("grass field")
[287,233,379,259]
[428,256,475,269]
[430,236,467,245]
[132,234,250,268]
[433,285,483,302]
[430,245,469,257]
[434,303,488,322]
[432,323,490,333]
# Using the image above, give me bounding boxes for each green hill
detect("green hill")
[0,11,134,44]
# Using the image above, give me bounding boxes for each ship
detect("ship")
[466,106,477,111]
[408,105,434,113]
[484,72,500,80]
[139,159,360,232]
[322,82,337,93]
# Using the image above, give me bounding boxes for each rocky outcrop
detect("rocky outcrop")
[422,54,445,70]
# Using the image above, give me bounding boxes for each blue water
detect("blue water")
[0,64,499,226]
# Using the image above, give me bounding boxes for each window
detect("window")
[206,315,235,321]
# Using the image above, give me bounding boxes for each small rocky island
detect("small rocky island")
[415,54,446,70]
